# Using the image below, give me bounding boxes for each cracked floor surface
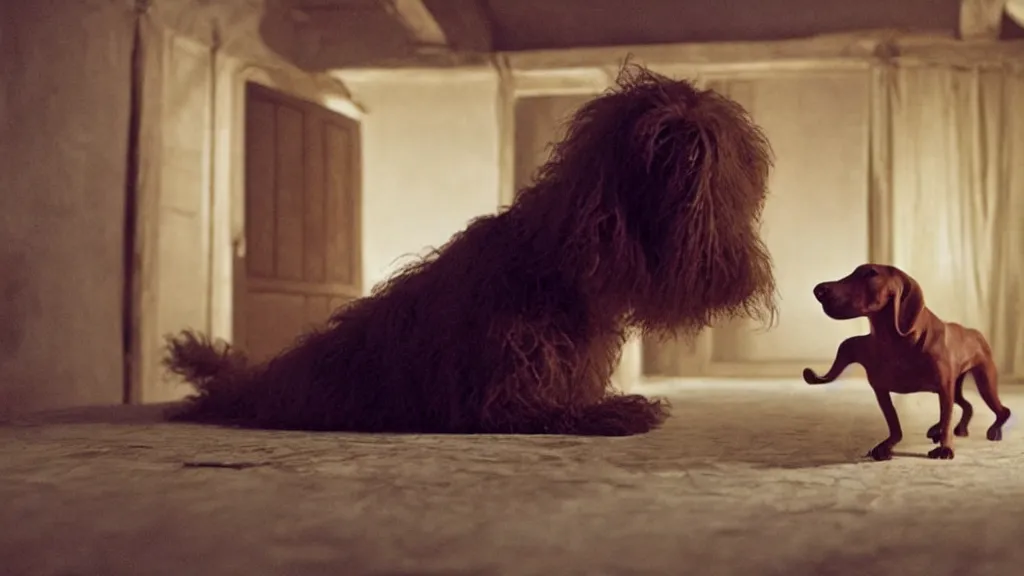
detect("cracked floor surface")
[2,380,1023,576]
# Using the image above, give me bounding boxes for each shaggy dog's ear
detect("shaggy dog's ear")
[626,73,771,234]
[614,67,777,336]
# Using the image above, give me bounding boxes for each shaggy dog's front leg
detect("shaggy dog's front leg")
[476,328,670,436]
[479,393,670,436]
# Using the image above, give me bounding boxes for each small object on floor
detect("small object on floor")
[181,461,269,470]
[803,264,1012,461]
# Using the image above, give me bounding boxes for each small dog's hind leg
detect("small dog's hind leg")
[970,360,1012,441]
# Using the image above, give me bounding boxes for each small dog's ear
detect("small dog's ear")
[890,270,925,336]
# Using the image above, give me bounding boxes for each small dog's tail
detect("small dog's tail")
[162,330,251,423]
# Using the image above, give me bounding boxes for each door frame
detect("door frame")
[125,51,365,403]
[234,80,364,355]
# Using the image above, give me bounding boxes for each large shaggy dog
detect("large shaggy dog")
[165,64,777,436]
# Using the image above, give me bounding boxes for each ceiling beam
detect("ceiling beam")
[421,0,494,52]
[959,0,1008,39]
[379,0,449,49]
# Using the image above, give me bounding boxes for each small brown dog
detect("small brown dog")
[803,264,1012,461]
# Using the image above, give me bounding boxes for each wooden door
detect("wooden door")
[238,83,362,362]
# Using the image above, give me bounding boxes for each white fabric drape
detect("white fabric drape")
[889,64,1024,380]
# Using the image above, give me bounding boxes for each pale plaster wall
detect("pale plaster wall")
[140,57,503,402]
[336,69,503,290]
[0,0,378,411]
[706,71,873,366]
[0,1,135,415]
[133,2,366,403]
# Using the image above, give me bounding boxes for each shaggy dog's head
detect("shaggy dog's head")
[512,63,778,338]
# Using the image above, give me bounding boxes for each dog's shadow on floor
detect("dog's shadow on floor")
[604,396,941,471]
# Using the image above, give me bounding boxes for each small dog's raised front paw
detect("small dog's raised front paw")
[986,425,1003,441]
[927,446,955,460]
[866,442,893,461]
[802,368,816,384]
[926,423,940,443]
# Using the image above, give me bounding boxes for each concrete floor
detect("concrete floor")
[2,379,1024,576]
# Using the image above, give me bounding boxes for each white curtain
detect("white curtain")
[889,64,1024,380]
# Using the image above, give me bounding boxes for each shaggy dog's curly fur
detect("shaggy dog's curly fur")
[164,64,778,436]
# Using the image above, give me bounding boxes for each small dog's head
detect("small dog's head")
[515,62,778,338]
[812,264,925,336]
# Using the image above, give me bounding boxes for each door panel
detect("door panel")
[273,104,306,282]
[302,112,327,283]
[244,97,277,278]
[324,123,359,285]
[241,84,362,363]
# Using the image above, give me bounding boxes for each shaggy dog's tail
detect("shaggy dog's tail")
[163,330,244,383]
[162,330,252,424]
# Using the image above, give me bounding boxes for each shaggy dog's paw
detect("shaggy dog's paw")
[987,425,1003,441]
[954,423,970,437]
[866,442,894,461]
[575,395,671,436]
[927,446,955,460]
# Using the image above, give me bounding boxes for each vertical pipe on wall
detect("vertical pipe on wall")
[492,53,517,208]
[121,1,149,405]
[867,59,895,267]
[205,23,222,336]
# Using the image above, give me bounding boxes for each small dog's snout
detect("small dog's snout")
[813,283,830,302]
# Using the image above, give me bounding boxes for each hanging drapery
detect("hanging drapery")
[888,64,1024,380]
